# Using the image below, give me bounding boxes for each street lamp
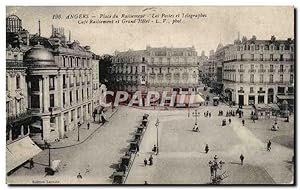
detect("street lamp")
[44,140,51,167]
[192,109,200,125]
[208,155,225,184]
[155,118,160,155]
[77,121,81,142]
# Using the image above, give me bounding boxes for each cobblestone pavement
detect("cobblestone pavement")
[126,105,294,184]
[7,107,145,184]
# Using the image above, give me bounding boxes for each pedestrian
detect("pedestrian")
[144,181,148,184]
[229,118,231,124]
[149,155,153,166]
[144,158,147,166]
[252,117,255,123]
[240,154,244,165]
[152,144,157,153]
[137,144,140,152]
[209,112,211,117]
[205,144,209,154]
[242,119,245,126]
[29,158,34,169]
[77,172,82,179]
[267,140,272,151]
[87,122,90,130]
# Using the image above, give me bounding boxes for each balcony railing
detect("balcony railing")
[258,69,266,73]
[248,69,256,73]
[7,109,32,124]
[238,69,245,72]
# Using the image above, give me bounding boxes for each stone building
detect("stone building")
[221,35,294,106]
[112,46,199,96]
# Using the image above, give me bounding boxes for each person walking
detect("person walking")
[267,140,272,151]
[87,122,90,130]
[144,158,147,166]
[240,154,244,165]
[77,173,83,179]
[209,112,211,117]
[229,118,231,124]
[242,119,245,126]
[149,155,153,166]
[205,144,209,154]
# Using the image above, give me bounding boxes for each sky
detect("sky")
[6,6,294,56]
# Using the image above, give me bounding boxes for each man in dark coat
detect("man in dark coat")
[144,158,147,166]
[149,155,153,166]
[87,122,90,130]
[242,119,245,126]
[240,154,244,165]
[205,144,209,154]
[267,140,272,151]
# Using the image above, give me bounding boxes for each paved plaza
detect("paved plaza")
[7,101,294,184]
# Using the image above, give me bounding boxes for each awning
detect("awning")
[277,95,294,100]
[176,94,205,105]
[6,136,42,173]
[31,120,42,129]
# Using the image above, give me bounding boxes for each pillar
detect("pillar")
[42,116,50,141]
[254,95,258,105]
[264,93,268,104]
[39,78,43,112]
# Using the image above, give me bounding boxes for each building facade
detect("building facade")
[112,46,199,96]
[222,35,295,106]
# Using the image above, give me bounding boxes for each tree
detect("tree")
[99,54,117,91]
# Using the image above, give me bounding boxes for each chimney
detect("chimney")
[38,20,41,36]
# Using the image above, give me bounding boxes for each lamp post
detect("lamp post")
[208,155,225,184]
[77,122,81,142]
[44,140,51,167]
[192,109,200,125]
[155,118,160,155]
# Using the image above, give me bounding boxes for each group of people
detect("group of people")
[192,124,200,132]
[144,155,154,166]
[204,111,212,117]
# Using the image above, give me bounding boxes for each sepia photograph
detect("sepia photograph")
[5,5,295,185]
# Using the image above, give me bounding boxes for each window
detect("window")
[251,64,254,70]
[63,75,66,87]
[260,54,263,61]
[50,94,55,107]
[251,54,254,61]
[82,89,84,100]
[63,92,66,105]
[167,58,171,64]
[151,57,154,63]
[260,64,263,70]
[250,74,254,83]
[159,57,163,64]
[151,68,154,73]
[270,54,273,61]
[69,91,73,103]
[280,54,283,61]
[250,87,254,93]
[280,74,283,83]
[77,107,81,118]
[260,74,264,83]
[167,67,170,73]
[76,90,79,102]
[142,66,145,72]
[280,65,283,72]
[49,76,55,90]
[6,76,8,91]
[290,74,294,83]
[240,74,243,83]
[270,65,274,72]
[290,65,294,72]
[16,75,20,89]
[142,57,145,62]
[87,88,89,98]
[31,95,40,108]
[269,74,273,83]
[240,54,243,61]
[71,109,75,121]
[159,68,162,74]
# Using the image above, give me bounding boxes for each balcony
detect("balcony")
[6,109,32,124]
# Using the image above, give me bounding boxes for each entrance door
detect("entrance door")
[239,95,244,106]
